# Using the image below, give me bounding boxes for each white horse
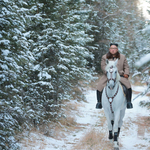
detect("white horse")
[102,59,126,150]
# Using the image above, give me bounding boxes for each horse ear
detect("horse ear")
[115,59,118,66]
[106,59,109,64]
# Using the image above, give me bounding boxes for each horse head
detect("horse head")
[105,59,120,90]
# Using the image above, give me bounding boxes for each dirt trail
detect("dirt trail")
[20,85,150,150]
[71,87,150,150]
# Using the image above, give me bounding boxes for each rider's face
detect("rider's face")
[109,45,118,55]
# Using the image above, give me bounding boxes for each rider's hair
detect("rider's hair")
[110,43,118,47]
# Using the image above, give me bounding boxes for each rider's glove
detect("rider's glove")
[123,74,129,79]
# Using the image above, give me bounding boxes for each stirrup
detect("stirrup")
[96,102,102,109]
[127,102,133,109]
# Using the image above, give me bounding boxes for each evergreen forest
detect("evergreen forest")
[0,0,150,149]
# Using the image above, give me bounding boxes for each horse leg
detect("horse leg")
[113,111,120,133]
[113,111,120,149]
[109,120,114,139]
[118,108,126,137]
[111,120,114,126]
[109,130,113,140]
[118,127,120,137]
[103,109,113,140]
[114,132,119,150]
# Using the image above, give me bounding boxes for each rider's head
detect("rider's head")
[109,43,118,55]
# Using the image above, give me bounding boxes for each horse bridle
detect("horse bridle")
[107,66,116,83]
[105,85,119,113]
[106,65,119,113]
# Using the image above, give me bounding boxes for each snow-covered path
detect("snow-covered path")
[75,86,150,150]
[119,85,150,150]
[20,85,150,150]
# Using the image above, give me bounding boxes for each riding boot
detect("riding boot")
[96,90,102,109]
[126,88,133,109]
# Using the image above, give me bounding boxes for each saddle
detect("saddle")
[120,83,127,96]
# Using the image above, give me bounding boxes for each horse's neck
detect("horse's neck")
[106,81,120,97]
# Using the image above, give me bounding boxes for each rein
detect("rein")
[107,66,116,83]
[105,84,119,113]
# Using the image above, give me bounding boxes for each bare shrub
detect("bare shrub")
[59,116,77,127]
[72,128,113,150]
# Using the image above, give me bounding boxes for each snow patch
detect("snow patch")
[135,53,150,67]
[20,85,150,150]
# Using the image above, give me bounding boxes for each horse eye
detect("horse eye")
[115,71,117,73]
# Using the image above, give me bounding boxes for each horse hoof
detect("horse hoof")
[114,141,119,150]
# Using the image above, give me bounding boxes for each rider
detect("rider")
[96,43,133,109]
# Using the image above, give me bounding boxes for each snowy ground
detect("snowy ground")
[20,85,150,150]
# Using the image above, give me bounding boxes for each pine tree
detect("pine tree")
[86,0,146,74]
[16,0,95,129]
[133,0,150,96]
[0,0,33,149]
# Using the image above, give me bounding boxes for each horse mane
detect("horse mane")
[116,71,120,81]
[105,61,120,81]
